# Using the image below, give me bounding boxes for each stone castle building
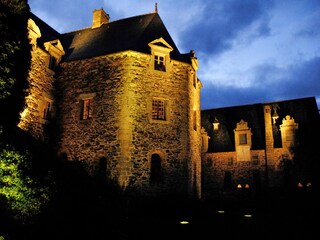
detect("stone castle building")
[19,8,319,199]
[201,98,319,198]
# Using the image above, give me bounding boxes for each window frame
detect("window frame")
[81,98,94,120]
[151,98,167,122]
[239,133,248,145]
[42,99,52,120]
[48,55,58,71]
[148,38,173,74]
[154,54,166,72]
[150,153,162,183]
[39,96,53,124]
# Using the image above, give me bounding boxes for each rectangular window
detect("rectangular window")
[82,98,93,120]
[239,133,247,145]
[193,110,197,131]
[42,100,52,120]
[152,99,166,120]
[48,55,58,71]
[154,55,166,72]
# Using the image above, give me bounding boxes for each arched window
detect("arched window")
[150,154,162,183]
[224,171,232,189]
[252,171,261,189]
[98,157,107,181]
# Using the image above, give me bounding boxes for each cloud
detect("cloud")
[179,0,274,56]
[294,10,320,38]
[201,56,320,109]
[275,57,320,99]
[28,0,320,110]
[102,0,206,52]
[29,0,104,32]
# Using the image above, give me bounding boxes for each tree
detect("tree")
[0,0,31,128]
[0,147,52,221]
[0,145,55,240]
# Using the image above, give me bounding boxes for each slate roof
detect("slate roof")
[29,11,192,63]
[201,97,319,153]
[58,12,190,63]
[29,12,60,47]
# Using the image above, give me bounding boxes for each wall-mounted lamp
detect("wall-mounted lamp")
[212,117,219,130]
[272,104,280,124]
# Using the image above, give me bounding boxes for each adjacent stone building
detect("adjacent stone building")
[201,97,320,198]
[19,8,319,200]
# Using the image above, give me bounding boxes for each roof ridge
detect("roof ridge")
[60,12,157,35]
[30,12,60,35]
[109,11,157,24]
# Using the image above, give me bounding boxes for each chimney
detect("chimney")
[92,8,109,29]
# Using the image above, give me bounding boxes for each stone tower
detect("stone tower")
[52,9,203,198]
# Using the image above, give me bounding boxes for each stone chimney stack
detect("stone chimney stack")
[92,8,109,29]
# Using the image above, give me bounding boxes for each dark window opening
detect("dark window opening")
[150,154,162,183]
[98,157,107,181]
[42,100,51,120]
[239,133,247,145]
[224,171,232,189]
[49,55,58,71]
[154,55,166,72]
[193,110,197,131]
[252,171,261,189]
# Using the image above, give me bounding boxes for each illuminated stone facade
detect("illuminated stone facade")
[21,9,202,198]
[18,18,61,142]
[57,51,202,197]
[19,9,319,200]
[201,98,320,198]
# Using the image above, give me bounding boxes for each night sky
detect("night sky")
[28,0,320,110]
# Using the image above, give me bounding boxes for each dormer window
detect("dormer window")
[148,38,173,73]
[154,55,166,71]
[27,18,41,47]
[44,39,65,72]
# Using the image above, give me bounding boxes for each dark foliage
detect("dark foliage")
[0,0,31,128]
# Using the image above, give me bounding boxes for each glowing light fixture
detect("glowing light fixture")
[237,184,242,188]
[217,210,225,214]
[297,182,303,188]
[212,117,220,130]
[244,214,253,218]
[245,183,250,188]
[179,220,190,224]
[272,104,280,124]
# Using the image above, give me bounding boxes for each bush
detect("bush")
[0,147,52,223]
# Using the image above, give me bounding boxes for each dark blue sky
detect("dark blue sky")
[29,0,320,110]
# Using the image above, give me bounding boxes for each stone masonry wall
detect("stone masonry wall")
[57,50,201,196]
[18,46,55,142]
[202,146,296,198]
